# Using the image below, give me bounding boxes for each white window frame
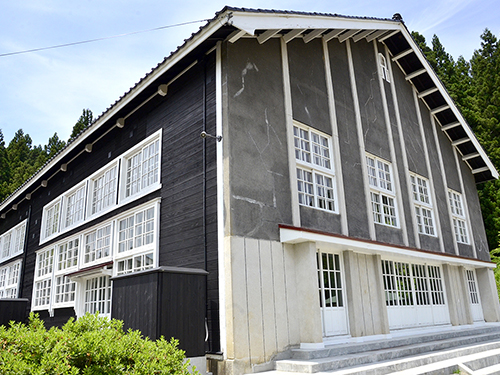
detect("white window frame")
[366,154,398,227]
[294,122,338,213]
[119,130,162,205]
[38,130,163,245]
[82,222,113,267]
[379,53,390,82]
[1,220,28,262]
[62,182,87,231]
[32,246,55,310]
[410,173,436,236]
[53,236,79,308]
[87,161,119,220]
[448,189,469,244]
[76,274,112,318]
[42,199,62,242]
[114,201,160,276]
[0,260,22,299]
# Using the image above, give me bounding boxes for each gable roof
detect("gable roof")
[0,6,496,216]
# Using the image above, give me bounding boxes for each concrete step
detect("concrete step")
[291,325,500,361]
[255,342,500,374]
[251,325,500,374]
[275,334,500,373]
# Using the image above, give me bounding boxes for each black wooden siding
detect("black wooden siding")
[0,54,219,353]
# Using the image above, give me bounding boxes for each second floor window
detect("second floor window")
[448,190,469,244]
[410,173,435,236]
[366,154,398,227]
[294,123,337,213]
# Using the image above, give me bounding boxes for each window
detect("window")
[84,275,112,316]
[428,265,445,305]
[317,252,343,308]
[36,247,54,278]
[33,247,55,310]
[294,123,337,213]
[89,164,118,216]
[367,155,398,227]
[43,200,61,239]
[63,184,86,228]
[410,174,435,236]
[118,207,155,253]
[54,276,76,305]
[115,203,158,276]
[448,190,469,244]
[122,134,161,200]
[117,253,154,275]
[84,224,112,265]
[1,233,11,259]
[466,269,480,305]
[379,53,390,82]
[57,238,79,272]
[0,260,22,298]
[0,221,27,262]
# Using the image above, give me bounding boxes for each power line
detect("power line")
[0,19,210,58]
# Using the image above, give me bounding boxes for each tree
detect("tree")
[70,109,93,140]
[44,132,66,159]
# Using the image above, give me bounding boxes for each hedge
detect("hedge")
[0,312,199,374]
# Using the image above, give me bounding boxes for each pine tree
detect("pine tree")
[44,133,66,159]
[70,109,93,140]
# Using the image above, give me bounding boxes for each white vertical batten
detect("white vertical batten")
[412,87,445,252]
[346,39,376,240]
[453,148,477,257]
[430,115,460,255]
[323,38,348,236]
[215,41,227,356]
[281,38,301,227]
[374,41,408,246]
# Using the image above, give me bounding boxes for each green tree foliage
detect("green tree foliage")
[45,132,66,159]
[70,109,93,140]
[0,109,90,202]
[413,30,500,251]
[0,313,197,375]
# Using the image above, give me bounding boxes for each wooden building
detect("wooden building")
[0,7,499,374]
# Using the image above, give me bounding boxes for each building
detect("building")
[0,7,499,374]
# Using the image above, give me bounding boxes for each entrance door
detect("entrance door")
[465,269,484,322]
[382,260,450,329]
[317,251,348,337]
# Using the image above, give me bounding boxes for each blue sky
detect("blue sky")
[0,0,499,146]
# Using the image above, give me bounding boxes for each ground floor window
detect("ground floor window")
[382,259,449,329]
[83,275,112,316]
[0,260,22,299]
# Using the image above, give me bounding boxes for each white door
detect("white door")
[382,260,450,329]
[317,251,349,337]
[466,269,484,322]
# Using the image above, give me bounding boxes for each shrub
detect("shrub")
[0,312,199,375]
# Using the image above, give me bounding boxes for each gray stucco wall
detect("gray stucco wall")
[288,38,342,234]
[328,39,370,240]
[350,40,390,161]
[223,39,293,240]
[288,39,331,135]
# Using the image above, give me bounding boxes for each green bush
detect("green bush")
[0,312,199,375]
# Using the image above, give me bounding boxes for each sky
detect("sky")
[0,0,499,147]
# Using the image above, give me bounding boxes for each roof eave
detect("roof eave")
[0,9,233,212]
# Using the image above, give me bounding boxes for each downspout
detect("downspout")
[19,204,32,299]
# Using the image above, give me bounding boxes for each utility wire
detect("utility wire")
[0,19,210,57]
